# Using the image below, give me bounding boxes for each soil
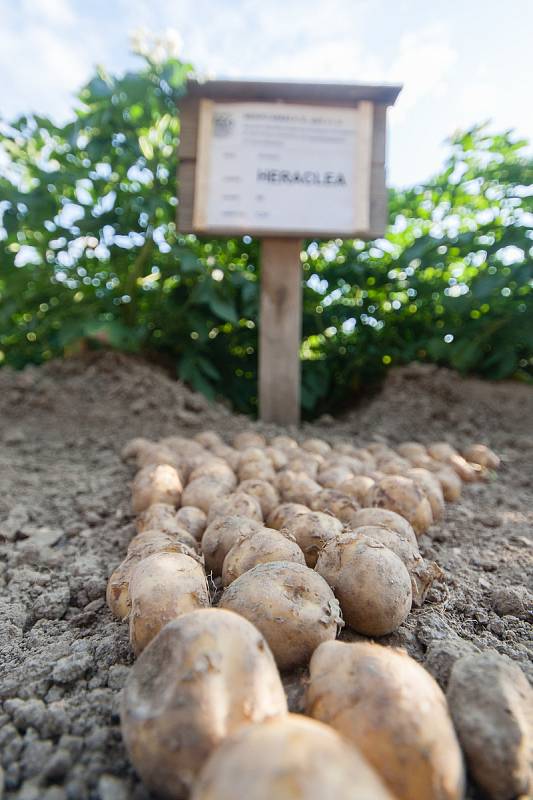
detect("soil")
[0,352,531,800]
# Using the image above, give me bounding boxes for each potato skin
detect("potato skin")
[404,467,445,521]
[175,506,207,541]
[301,437,332,456]
[237,479,280,518]
[127,528,199,556]
[347,507,416,540]
[131,464,183,513]
[462,443,499,469]
[192,713,395,800]
[201,515,264,575]
[222,528,305,586]
[181,476,231,513]
[276,470,321,505]
[367,475,433,535]
[233,431,267,450]
[338,475,376,504]
[128,552,209,654]
[121,608,287,800]
[307,641,465,800]
[282,511,342,568]
[220,561,343,670]
[266,502,310,530]
[206,492,263,524]
[315,534,412,636]
[135,502,180,534]
[309,488,360,524]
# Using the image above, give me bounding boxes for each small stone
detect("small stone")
[424,638,479,690]
[52,652,92,684]
[5,698,46,733]
[107,665,130,690]
[0,504,30,541]
[21,738,54,779]
[491,585,532,620]
[416,611,457,647]
[32,586,70,620]
[21,525,64,548]
[97,774,129,800]
[447,651,533,800]
[43,749,71,781]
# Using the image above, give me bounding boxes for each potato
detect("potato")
[338,475,376,504]
[201,515,264,575]
[367,475,433,535]
[220,561,343,670]
[347,507,417,540]
[238,460,276,483]
[175,505,207,541]
[193,430,223,449]
[270,434,299,452]
[128,552,209,654]
[276,470,321,505]
[128,528,199,556]
[317,465,354,488]
[283,511,343,568]
[233,431,266,450]
[307,641,465,800]
[429,464,462,502]
[310,488,360,524]
[285,454,322,479]
[222,528,305,586]
[206,492,263,525]
[266,502,310,530]
[463,443,500,469]
[160,435,206,459]
[332,442,360,457]
[428,442,481,481]
[263,445,288,470]
[136,502,180,534]
[188,458,237,489]
[121,608,287,800]
[192,714,395,800]
[349,524,442,607]
[210,443,241,471]
[121,437,153,462]
[181,476,231,513]
[132,442,184,473]
[396,442,428,461]
[315,535,412,636]
[107,535,199,619]
[404,467,445,521]
[237,479,279,518]
[131,464,183,514]
[301,437,332,456]
[378,457,412,475]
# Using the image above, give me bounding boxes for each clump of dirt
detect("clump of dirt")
[0,353,531,799]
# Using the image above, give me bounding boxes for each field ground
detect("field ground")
[0,352,531,799]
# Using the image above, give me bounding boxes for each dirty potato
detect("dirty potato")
[175,506,207,541]
[237,479,280,518]
[201,515,264,575]
[206,492,263,525]
[181,476,232,514]
[222,528,305,586]
[367,475,433,535]
[266,502,310,530]
[131,464,183,514]
[282,511,343,568]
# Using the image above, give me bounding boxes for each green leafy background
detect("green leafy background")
[1,53,531,417]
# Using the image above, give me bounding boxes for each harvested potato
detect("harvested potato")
[237,479,279,518]
[283,511,343,568]
[220,561,343,670]
[317,464,354,488]
[206,492,263,525]
[160,436,206,459]
[222,528,305,586]
[301,437,332,456]
[181,476,231,514]
[188,458,236,489]
[175,506,207,541]
[428,442,481,481]
[136,502,180,534]
[121,608,287,800]
[128,552,209,654]
[404,467,445,521]
[396,442,428,461]
[286,454,322,479]
[270,434,299,453]
[238,446,270,465]
[233,431,266,450]
[133,442,184,473]
[349,524,442,607]
[463,443,500,470]
[107,535,199,620]
[210,444,241,471]
[367,475,433,535]
[238,460,276,483]
[347,507,417,540]
[192,714,394,800]
[131,464,183,514]
[315,535,412,636]
[429,464,462,502]
[263,445,288,470]
[338,475,376,505]
[121,437,153,462]
[266,502,310,530]
[307,641,465,800]
[378,457,412,475]
[332,442,360,457]
[128,528,199,556]
[201,515,264,575]
[310,488,360,524]
[193,430,223,449]
[276,470,321,505]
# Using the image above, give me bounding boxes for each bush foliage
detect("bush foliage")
[1,52,532,416]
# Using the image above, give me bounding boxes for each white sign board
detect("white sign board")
[193,101,373,236]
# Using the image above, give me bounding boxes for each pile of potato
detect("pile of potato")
[108,430,500,799]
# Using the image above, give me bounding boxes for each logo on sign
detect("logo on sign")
[213,112,234,138]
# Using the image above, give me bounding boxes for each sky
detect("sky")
[0,0,531,187]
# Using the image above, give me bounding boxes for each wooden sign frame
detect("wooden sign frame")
[176,79,401,425]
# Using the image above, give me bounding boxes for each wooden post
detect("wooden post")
[259,238,303,426]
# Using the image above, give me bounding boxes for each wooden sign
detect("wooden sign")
[177,79,401,425]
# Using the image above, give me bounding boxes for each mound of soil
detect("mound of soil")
[0,353,531,799]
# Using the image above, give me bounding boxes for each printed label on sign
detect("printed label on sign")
[193,101,365,235]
